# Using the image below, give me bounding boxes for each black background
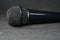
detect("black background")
[0,0,60,13]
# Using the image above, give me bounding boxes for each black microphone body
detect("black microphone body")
[7,6,60,26]
[28,9,60,24]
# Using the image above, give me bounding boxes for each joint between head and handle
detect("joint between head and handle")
[19,6,30,25]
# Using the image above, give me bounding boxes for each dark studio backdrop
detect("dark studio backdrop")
[0,0,60,15]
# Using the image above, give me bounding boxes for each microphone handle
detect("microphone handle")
[28,9,60,24]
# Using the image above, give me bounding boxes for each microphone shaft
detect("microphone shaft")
[28,9,60,24]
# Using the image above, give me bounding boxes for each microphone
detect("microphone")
[7,6,60,26]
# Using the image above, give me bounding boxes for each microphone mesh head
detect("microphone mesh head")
[7,6,29,26]
[7,6,22,26]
